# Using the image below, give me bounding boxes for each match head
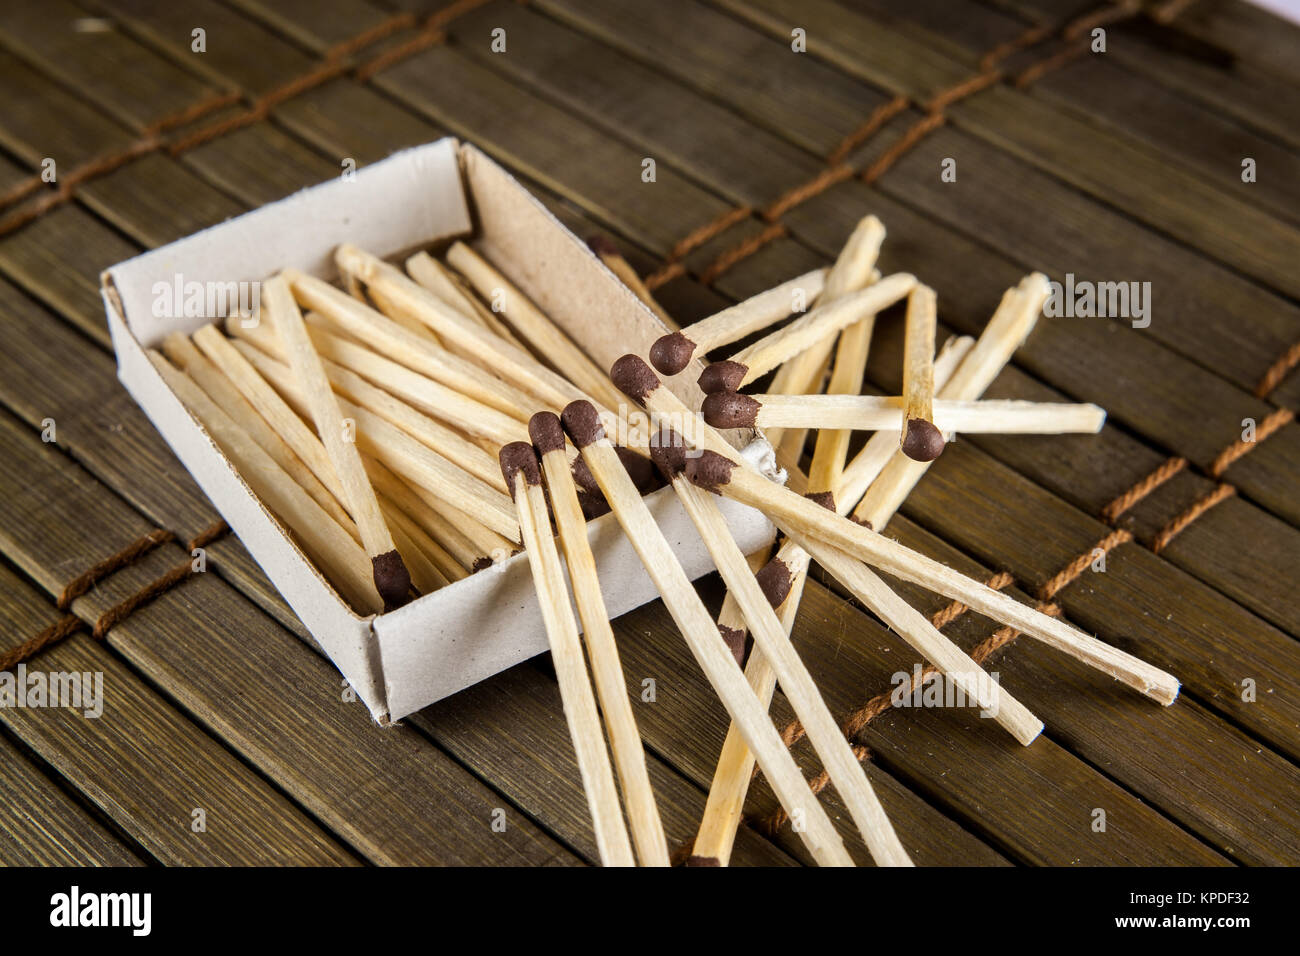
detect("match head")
[701,391,760,430]
[561,400,606,448]
[499,441,542,497]
[616,445,660,494]
[804,490,836,512]
[901,418,946,462]
[585,233,621,258]
[683,856,722,867]
[754,557,793,610]
[528,411,566,456]
[609,353,661,405]
[372,550,412,613]
[648,331,698,376]
[698,361,748,394]
[683,449,736,494]
[718,624,747,667]
[647,428,688,479]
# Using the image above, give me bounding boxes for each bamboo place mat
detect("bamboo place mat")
[0,0,1296,867]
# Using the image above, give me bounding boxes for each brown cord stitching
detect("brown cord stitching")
[1208,407,1294,478]
[1013,40,1089,87]
[1254,340,1300,399]
[698,223,787,286]
[0,615,83,672]
[188,520,231,551]
[979,23,1053,72]
[1037,529,1132,601]
[1151,483,1235,554]
[57,529,173,611]
[1100,456,1188,523]
[824,95,910,168]
[324,11,418,60]
[91,557,196,639]
[761,164,856,222]
[860,111,946,184]
[924,70,1002,112]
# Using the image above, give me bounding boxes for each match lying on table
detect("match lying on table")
[700,392,1106,435]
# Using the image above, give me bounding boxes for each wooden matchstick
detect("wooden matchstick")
[647,268,829,375]
[682,449,1181,705]
[162,331,357,536]
[855,274,1051,530]
[531,412,670,867]
[383,503,449,596]
[229,315,530,446]
[500,441,636,867]
[265,275,411,611]
[560,400,854,866]
[587,234,679,332]
[756,214,886,455]
[279,270,541,419]
[326,247,590,413]
[363,461,488,576]
[900,285,943,461]
[650,431,912,866]
[701,393,1106,435]
[446,242,628,411]
[807,312,874,498]
[148,351,382,614]
[699,273,916,392]
[406,250,526,348]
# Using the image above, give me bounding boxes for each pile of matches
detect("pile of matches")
[151,214,1181,868]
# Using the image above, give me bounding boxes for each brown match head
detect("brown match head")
[577,489,612,520]
[585,233,620,259]
[528,411,566,456]
[901,418,946,462]
[615,445,660,494]
[561,400,606,448]
[718,624,747,667]
[698,361,747,394]
[701,391,760,430]
[754,557,793,610]
[609,353,661,405]
[648,331,698,376]
[683,449,736,493]
[499,441,542,497]
[471,556,493,573]
[683,856,722,867]
[647,428,688,479]
[372,550,412,613]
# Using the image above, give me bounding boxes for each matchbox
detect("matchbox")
[101,139,777,724]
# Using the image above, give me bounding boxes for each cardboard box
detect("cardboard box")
[102,140,777,723]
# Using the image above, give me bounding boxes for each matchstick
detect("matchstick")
[279,269,542,419]
[587,234,680,332]
[265,275,412,611]
[650,431,912,866]
[326,247,589,413]
[560,400,855,866]
[148,351,382,615]
[446,242,628,411]
[192,325,358,539]
[698,273,916,392]
[806,312,874,498]
[500,442,636,867]
[647,268,829,375]
[900,285,943,461]
[855,274,1050,530]
[752,215,886,455]
[383,503,449,596]
[363,460,470,582]
[701,393,1106,435]
[530,412,670,867]
[162,331,357,536]
[406,250,526,348]
[230,315,530,445]
[682,449,1181,705]
[225,334,520,544]
[690,337,981,864]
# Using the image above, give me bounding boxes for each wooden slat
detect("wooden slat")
[0,731,143,866]
[0,560,355,865]
[877,515,1300,865]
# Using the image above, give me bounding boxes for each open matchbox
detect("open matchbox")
[101,139,778,724]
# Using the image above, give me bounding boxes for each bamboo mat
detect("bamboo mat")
[0,0,1296,866]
